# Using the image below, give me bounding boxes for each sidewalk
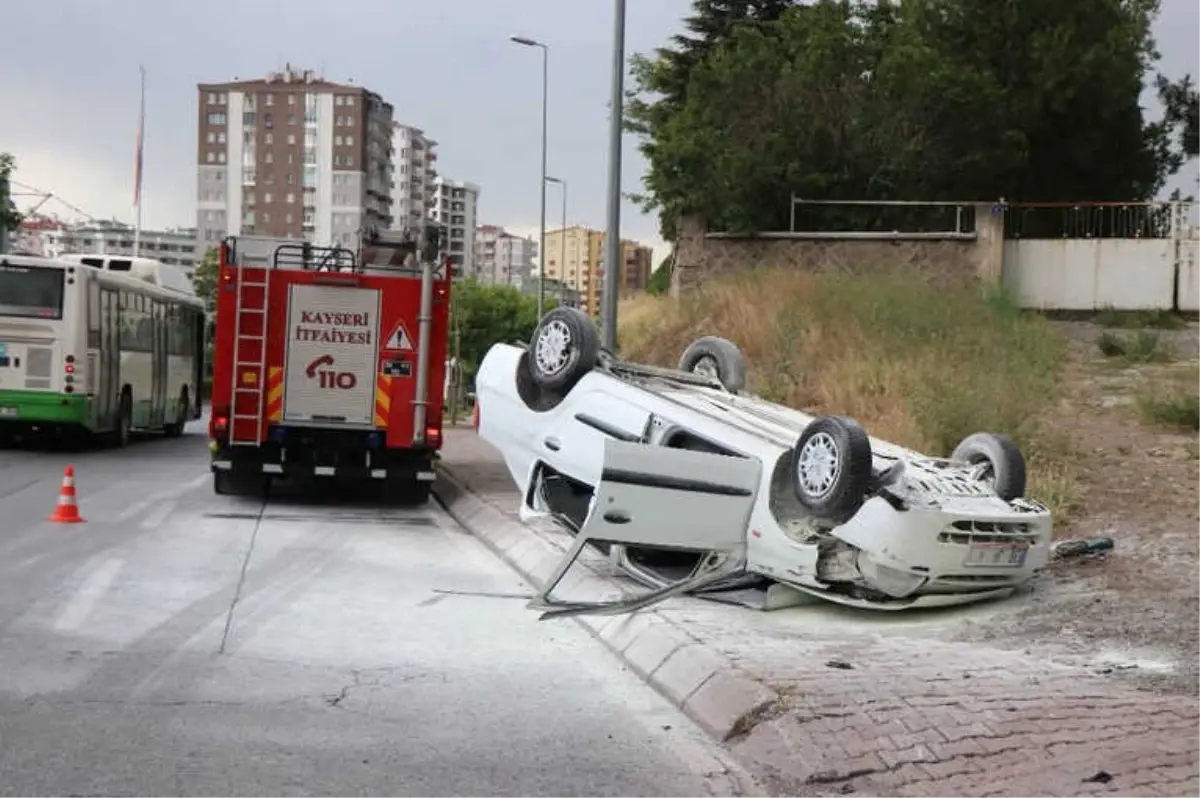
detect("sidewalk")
[436,428,1199,797]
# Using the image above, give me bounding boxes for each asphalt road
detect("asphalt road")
[0,422,752,797]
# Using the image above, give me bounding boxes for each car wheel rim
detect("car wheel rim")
[693,355,719,380]
[534,319,572,377]
[797,431,841,499]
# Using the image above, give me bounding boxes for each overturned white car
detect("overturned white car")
[473,307,1052,617]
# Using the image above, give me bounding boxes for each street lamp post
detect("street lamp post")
[545,176,567,308]
[510,35,549,318]
[600,0,627,351]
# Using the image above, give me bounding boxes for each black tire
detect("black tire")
[677,335,747,393]
[527,307,600,393]
[379,478,431,506]
[213,470,235,495]
[951,432,1027,501]
[164,389,188,438]
[113,390,132,448]
[790,415,874,523]
[214,470,268,497]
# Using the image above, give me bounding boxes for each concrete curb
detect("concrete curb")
[433,463,779,743]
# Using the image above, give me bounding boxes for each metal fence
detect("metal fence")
[787,196,978,237]
[1003,201,1184,240]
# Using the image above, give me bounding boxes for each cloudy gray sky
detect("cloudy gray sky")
[2,0,1197,264]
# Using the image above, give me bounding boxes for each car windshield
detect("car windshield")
[0,263,65,320]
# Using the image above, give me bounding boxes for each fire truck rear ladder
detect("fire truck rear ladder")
[229,262,270,447]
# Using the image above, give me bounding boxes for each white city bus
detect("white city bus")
[0,253,205,446]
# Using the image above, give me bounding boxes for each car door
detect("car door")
[539,383,653,486]
[530,437,763,619]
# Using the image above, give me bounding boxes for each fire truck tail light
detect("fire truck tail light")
[210,409,231,439]
[425,425,442,450]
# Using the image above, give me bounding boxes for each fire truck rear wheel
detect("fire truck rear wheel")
[528,307,599,393]
[213,470,267,497]
[381,479,430,505]
[213,470,235,496]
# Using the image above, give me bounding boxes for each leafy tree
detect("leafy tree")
[190,247,218,387]
[627,1,795,238]
[0,153,19,242]
[645,254,673,295]
[450,279,556,381]
[629,0,1194,237]
[191,246,219,316]
[1156,74,1199,157]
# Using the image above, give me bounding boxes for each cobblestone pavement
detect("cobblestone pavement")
[438,428,1200,797]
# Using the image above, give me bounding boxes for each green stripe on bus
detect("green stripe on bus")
[0,390,90,425]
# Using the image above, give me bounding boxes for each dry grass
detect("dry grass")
[618,269,1074,516]
[1135,364,1200,431]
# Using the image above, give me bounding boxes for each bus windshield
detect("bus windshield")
[0,263,65,320]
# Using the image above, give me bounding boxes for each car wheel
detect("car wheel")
[790,415,873,523]
[677,335,747,393]
[528,307,599,393]
[951,432,1027,501]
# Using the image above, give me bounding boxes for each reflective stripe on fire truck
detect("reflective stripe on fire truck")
[266,366,284,422]
[374,373,392,428]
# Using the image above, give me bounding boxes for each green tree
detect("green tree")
[191,246,219,316]
[0,153,19,248]
[645,254,673,295]
[629,0,1193,237]
[626,0,796,238]
[1156,74,1199,157]
[450,279,556,381]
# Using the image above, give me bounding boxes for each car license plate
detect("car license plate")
[964,541,1028,567]
[0,406,17,419]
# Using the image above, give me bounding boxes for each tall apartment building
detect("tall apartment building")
[542,225,654,315]
[389,122,438,233]
[474,224,537,284]
[195,64,395,255]
[429,177,479,276]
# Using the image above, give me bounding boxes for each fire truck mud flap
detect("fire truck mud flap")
[529,438,762,619]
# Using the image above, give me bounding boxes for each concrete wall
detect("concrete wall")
[672,203,1197,312]
[1003,239,1176,311]
[671,203,1005,296]
[1177,238,1199,312]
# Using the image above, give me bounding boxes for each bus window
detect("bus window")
[88,281,101,348]
[0,263,65,320]
[108,259,133,272]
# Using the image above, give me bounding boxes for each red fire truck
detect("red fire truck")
[207,226,452,501]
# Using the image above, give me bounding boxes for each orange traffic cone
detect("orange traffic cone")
[47,465,86,524]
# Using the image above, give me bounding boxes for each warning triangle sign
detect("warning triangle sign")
[384,321,415,351]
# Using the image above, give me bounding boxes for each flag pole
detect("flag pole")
[133,65,146,258]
